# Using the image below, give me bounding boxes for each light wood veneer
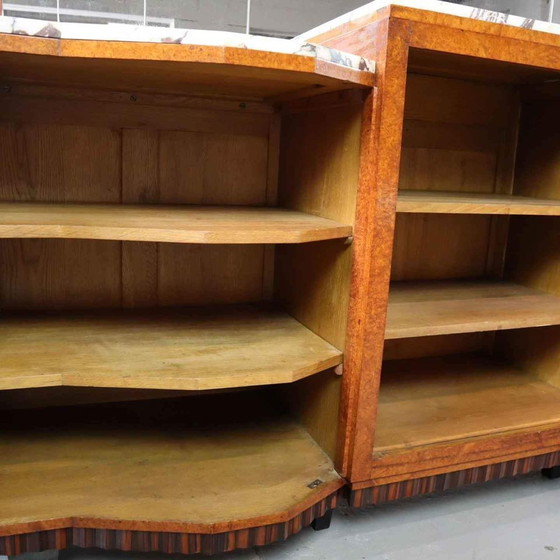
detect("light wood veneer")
[0,305,342,391]
[0,202,352,244]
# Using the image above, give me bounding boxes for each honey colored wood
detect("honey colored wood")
[0,34,373,100]
[312,2,560,487]
[0,20,373,553]
[375,354,560,452]
[275,94,364,462]
[0,87,275,309]
[387,280,560,339]
[397,191,560,215]
[391,214,495,281]
[0,394,343,536]
[0,305,342,391]
[0,202,352,244]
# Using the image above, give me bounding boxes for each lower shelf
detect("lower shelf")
[375,354,560,452]
[0,393,342,555]
[0,305,342,391]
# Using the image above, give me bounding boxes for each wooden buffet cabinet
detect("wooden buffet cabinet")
[2,0,560,556]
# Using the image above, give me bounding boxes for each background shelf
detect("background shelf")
[0,305,342,391]
[0,393,342,536]
[375,354,560,452]
[0,203,352,244]
[397,191,560,215]
[386,280,560,339]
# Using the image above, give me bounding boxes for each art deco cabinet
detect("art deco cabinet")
[4,1,560,557]
[0,18,377,557]
[303,0,560,507]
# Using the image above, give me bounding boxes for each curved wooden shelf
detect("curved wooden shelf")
[0,305,342,391]
[0,395,343,555]
[0,203,352,244]
[397,190,560,216]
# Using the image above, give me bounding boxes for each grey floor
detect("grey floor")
[7,472,560,560]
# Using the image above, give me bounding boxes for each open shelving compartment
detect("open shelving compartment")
[0,26,374,556]
[376,47,560,478]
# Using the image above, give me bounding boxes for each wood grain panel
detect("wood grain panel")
[506,217,560,297]
[121,127,271,308]
[513,101,560,200]
[275,98,362,461]
[0,124,121,202]
[0,123,122,310]
[0,239,121,310]
[277,101,361,348]
[391,214,494,281]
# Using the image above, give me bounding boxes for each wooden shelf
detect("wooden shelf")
[0,394,343,537]
[375,354,560,452]
[0,305,342,391]
[397,190,560,215]
[0,203,352,244]
[386,280,560,339]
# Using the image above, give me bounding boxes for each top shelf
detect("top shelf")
[397,190,560,216]
[0,202,352,244]
[0,21,374,100]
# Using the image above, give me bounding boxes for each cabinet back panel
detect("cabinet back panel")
[0,93,274,310]
[0,240,266,311]
[391,214,495,281]
[393,74,519,283]
[505,216,560,297]
[384,333,490,361]
[400,74,518,194]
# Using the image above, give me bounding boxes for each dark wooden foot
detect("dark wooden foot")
[542,466,560,479]
[311,509,333,531]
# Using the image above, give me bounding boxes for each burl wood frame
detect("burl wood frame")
[311,6,560,503]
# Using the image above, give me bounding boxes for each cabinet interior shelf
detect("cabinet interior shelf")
[0,394,343,535]
[375,353,560,453]
[386,280,560,339]
[397,190,560,216]
[0,305,342,391]
[0,202,352,244]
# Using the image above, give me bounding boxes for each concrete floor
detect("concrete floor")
[7,472,560,560]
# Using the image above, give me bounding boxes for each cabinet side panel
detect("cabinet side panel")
[276,101,361,349]
[275,99,362,460]
[514,101,560,200]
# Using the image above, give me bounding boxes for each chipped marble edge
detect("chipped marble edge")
[296,0,560,41]
[0,16,375,74]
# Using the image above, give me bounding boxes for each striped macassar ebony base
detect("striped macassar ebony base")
[350,451,560,508]
[0,492,339,557]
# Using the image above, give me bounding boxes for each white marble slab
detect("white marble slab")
[297,0,560,41]
[0,16,374,73]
